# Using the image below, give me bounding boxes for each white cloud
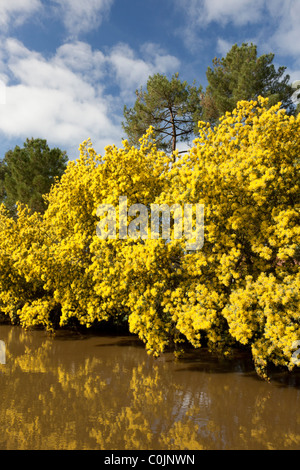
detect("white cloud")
[108,43,154,93]
[0,0,42,29]
[0,39,180,158]
[108,42,180,97]
[0,39,120,157]
[51,0,114,36]
[140,43,181,75]
[176,0,300,64]
[174,0,266,53]
[0,0,114,39]
[265,1,300,56]
[55,42,107,80]
[202,0,264,26]
[216,38,233,56]
[177,0,265,28]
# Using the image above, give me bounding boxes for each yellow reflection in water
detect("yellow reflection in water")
[0,326,300,450]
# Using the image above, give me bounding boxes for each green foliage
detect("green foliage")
[0,138,68,216]
[123,73,202,154]
[202,43,295,124]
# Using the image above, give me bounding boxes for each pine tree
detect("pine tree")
[123,73,202,155]
[0,138,68,216]
[202,43,295,124]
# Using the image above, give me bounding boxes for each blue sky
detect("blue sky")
[0,0,299,160]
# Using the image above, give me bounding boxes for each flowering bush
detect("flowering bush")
[0,98,299,377]
[162,97,300,376]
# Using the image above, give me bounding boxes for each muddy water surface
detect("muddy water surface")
[0,324,300,450]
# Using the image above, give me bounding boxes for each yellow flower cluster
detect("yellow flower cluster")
[0,98,299,377]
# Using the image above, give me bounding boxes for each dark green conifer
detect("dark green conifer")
[0,138,68,217]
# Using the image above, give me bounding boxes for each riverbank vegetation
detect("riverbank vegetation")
[0,97,299,378]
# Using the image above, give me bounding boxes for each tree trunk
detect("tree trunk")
[169,107,177,161]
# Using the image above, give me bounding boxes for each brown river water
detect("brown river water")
[0,323,300,450]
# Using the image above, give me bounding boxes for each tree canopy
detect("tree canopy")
[0,138,68,216]
[123,44,295,146]
[122,73,202,155]
[201,43,295,124]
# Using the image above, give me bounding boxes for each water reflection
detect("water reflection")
[0,325,300,450]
